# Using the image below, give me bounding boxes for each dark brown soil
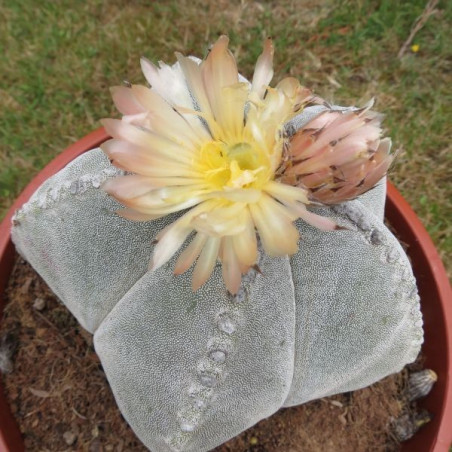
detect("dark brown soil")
[1,255,425,452]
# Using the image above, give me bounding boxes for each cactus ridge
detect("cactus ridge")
[167,266,262,450]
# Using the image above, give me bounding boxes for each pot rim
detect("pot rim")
[0,127,450,452]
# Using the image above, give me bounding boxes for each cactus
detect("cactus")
[11,37,423,452]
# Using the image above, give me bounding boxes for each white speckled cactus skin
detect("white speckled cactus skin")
[11,107,423,452]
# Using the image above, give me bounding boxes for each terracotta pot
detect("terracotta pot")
[0,128,451,452]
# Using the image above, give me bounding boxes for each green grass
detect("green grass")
[1,0,450,273]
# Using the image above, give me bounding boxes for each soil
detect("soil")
[1,255,427,452]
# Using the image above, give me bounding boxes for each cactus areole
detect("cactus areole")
[9,37,426,451]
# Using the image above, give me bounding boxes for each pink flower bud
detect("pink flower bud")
[283,104,394,205]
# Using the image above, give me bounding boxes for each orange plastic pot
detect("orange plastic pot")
[0,128,451,452]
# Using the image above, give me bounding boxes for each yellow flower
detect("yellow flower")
[101,36,340,293]
[411,44,420,53]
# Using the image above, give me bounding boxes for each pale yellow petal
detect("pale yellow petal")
[289,203,339,231]
[221,236,242,294]
[118,185,206,212]
[110,86,145,115]
[192,236,221,291]
[211,187,262,203]
[276,77,312,111]
[116,208,164,222]
[251,38,274,99]
[176,53,214,119]
[201,35,239,124]
[140,57,193,109]
[150,222,193,271]
[232,209,258,268]
[139,199,212,224]
[100,139,199,177]
[249,195,299,256]
[174,232,208,275]
[190,201,248,237]
[101,119,195,164]
[215,83,249,141]
[102,175,158,199]
[264,181,309,204]
[130,85,208,146]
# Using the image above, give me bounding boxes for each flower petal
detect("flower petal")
[100,139,199,177]
[190,202,248,237]
[211,188,262,203]
[276,77,312,110]
[251,38,274,99]
[215,83,249,141]
[192,236,221,291]
[150,222,193,271]
[284,106,391,204]
[201,35,239,125]
[101,120,195,164]
[117,185,207,213]
[110,86,145,116]
[264,181,309,204]
[291,203,339,231]
[221,236,242,294]
[140,57,194,109]
[130,85,209,145]
[176,53,215,120]
[103,175,157,199]
[250,195,299,256]
[232,209,258,270]
[116,208,164,222]
[174,232,208,275]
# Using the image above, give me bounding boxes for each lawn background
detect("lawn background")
[1,0,450,273]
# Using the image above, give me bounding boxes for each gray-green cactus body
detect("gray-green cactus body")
[95,251,296,452]
[12,151,167,333]
[11,134,422,452]
[285,201,422,406]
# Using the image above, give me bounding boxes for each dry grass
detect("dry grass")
[1,0,450,272]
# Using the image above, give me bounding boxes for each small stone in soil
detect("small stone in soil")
[329,400,344,408]
[33,297,46,311]
[63,431,77,446]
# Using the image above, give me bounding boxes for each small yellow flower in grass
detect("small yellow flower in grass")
[100,36,383,293]
[411,44,420,53]
[249,436,259,445]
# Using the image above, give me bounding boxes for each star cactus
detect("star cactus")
[11,36,422,452]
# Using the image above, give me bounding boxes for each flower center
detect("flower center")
[200,140,269,190]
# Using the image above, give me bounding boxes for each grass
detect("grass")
[0,0,450,273]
